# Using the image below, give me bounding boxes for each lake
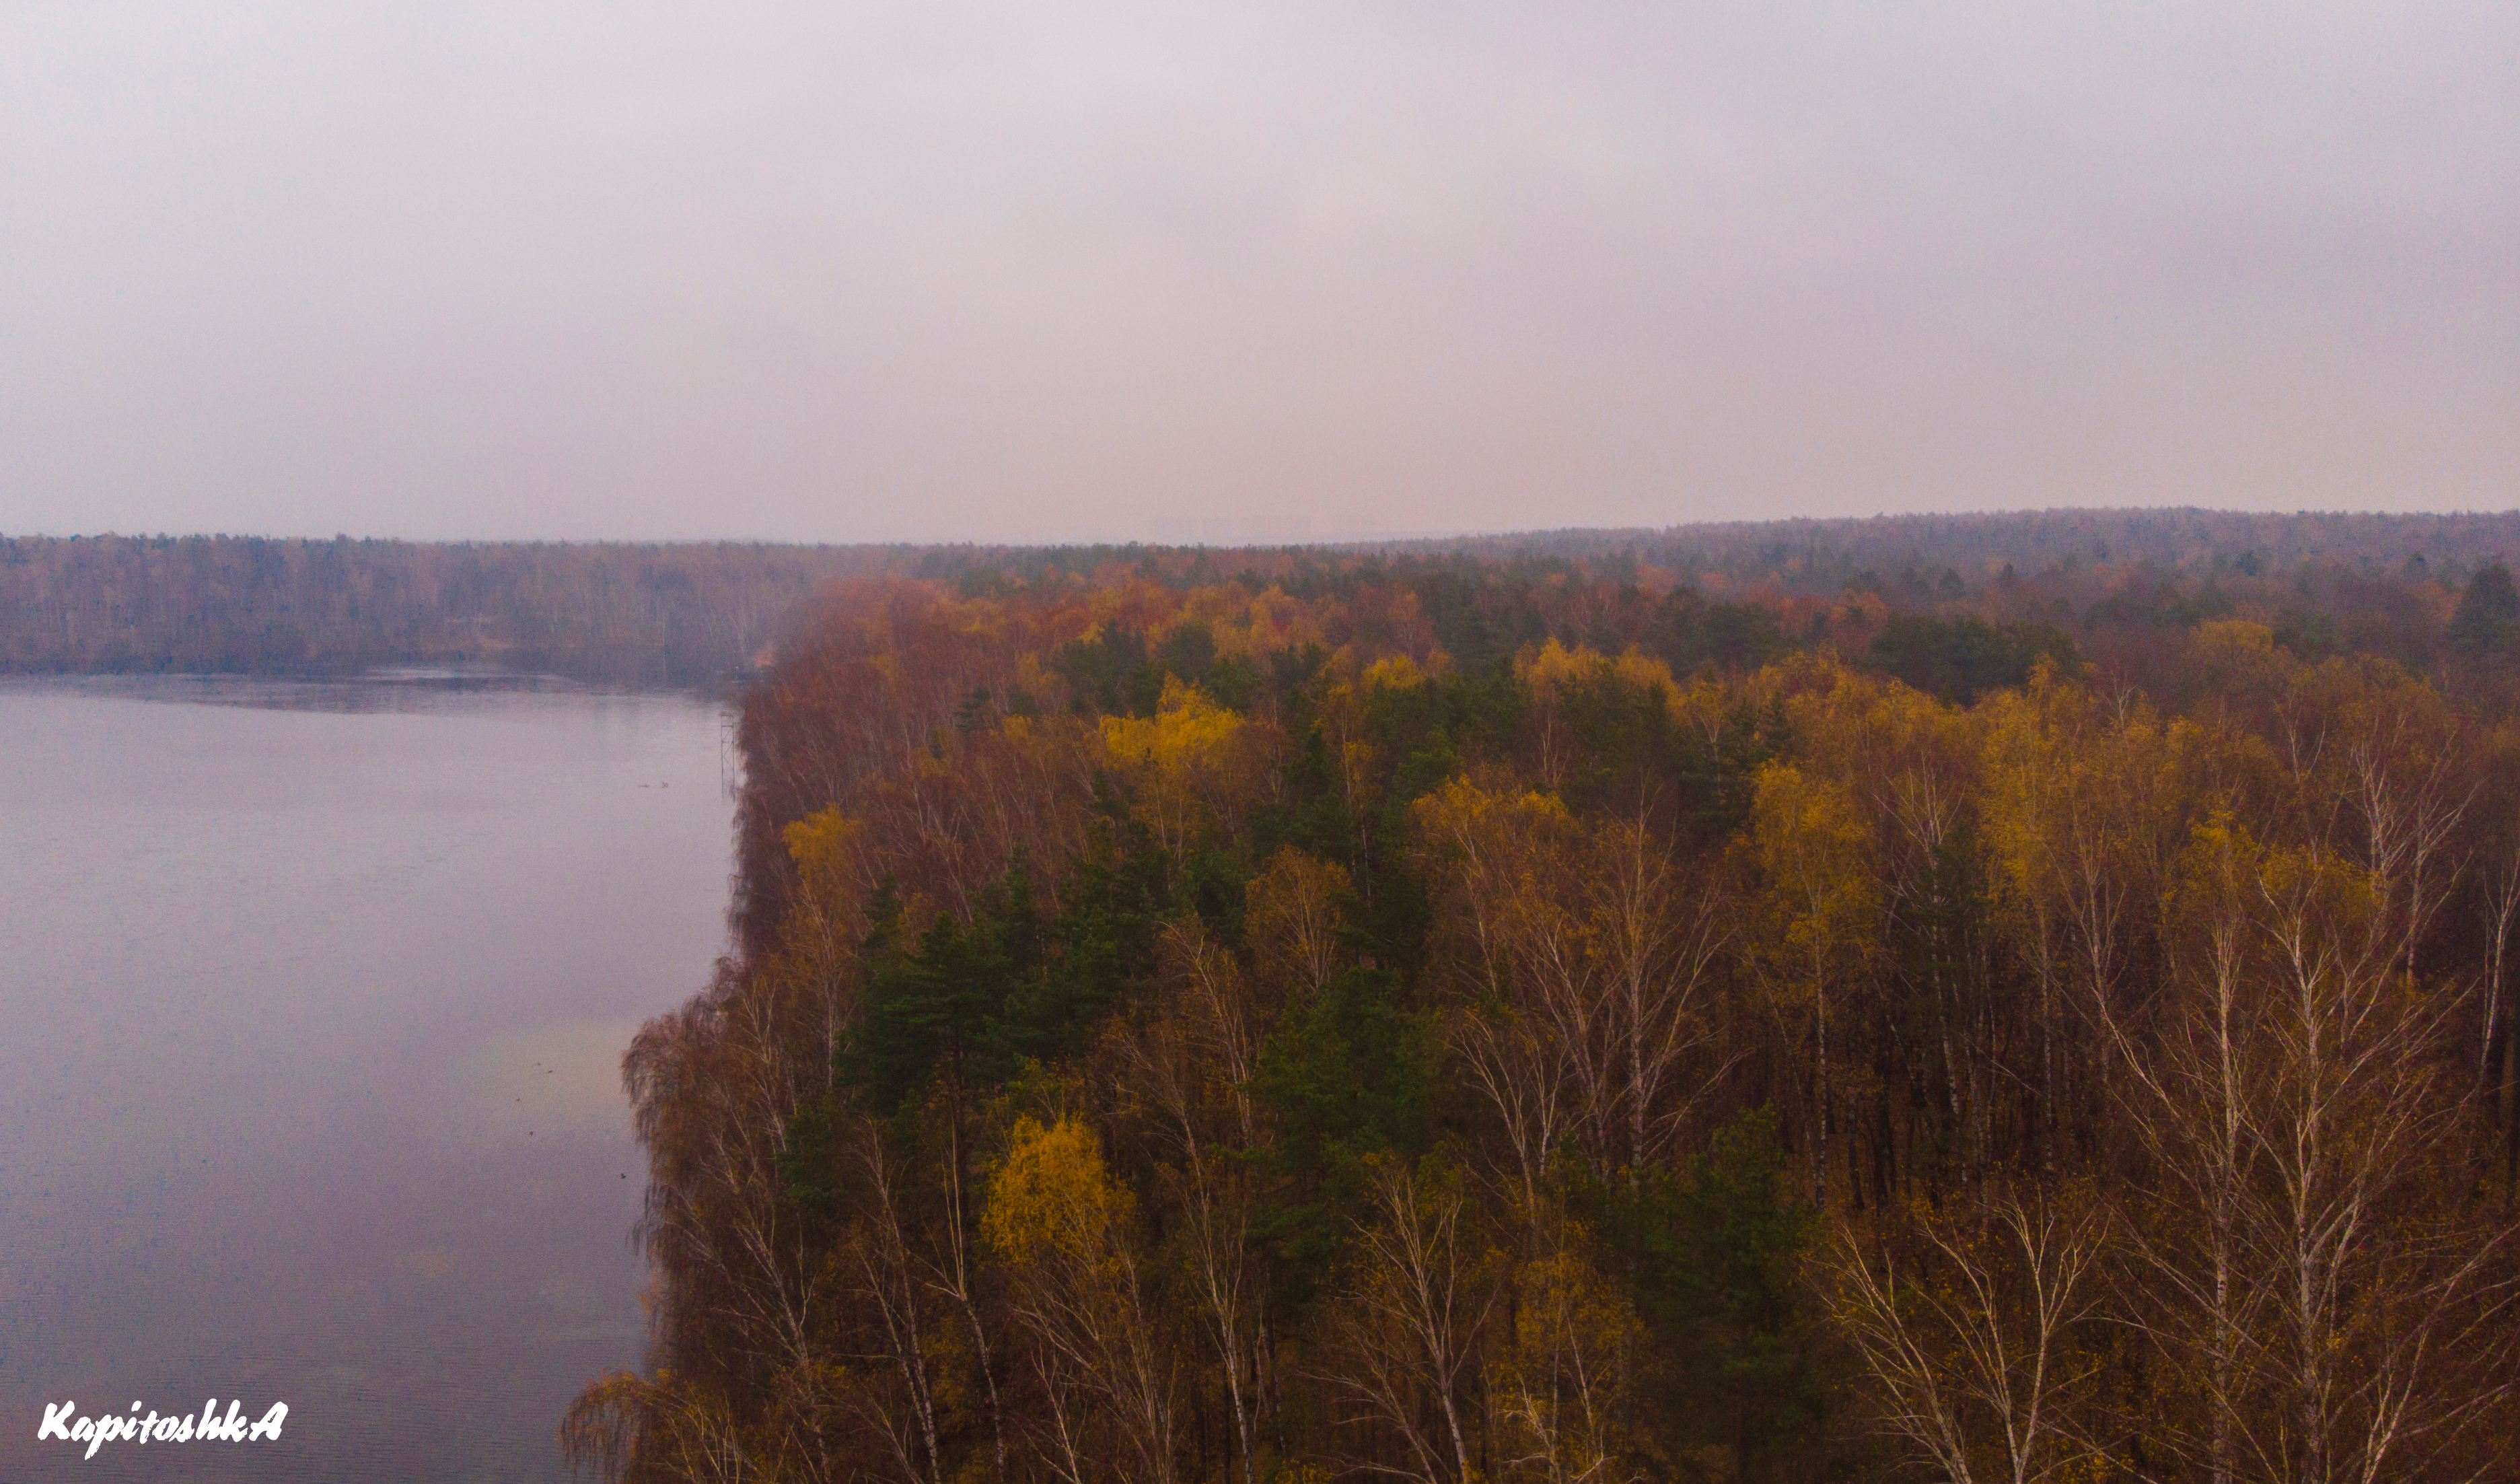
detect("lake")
[0,676,733,1481]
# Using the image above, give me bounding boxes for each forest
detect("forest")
[566,516,2520,1484]
[9,508,2520,688]
[0,534,894,684]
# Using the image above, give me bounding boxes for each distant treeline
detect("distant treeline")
[914,507,2520,689]
[1402,506,2520,586]
[916,506,2520,601]
[13,510,2520,686]
[0,535,900,686]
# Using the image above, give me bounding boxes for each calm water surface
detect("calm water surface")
[0,676,733,1481]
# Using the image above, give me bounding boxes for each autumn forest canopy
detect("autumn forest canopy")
[564,509,2520,1484]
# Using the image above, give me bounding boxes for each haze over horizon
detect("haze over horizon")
[5,3,2513,544]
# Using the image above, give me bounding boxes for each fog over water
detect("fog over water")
[0,678,732,1481]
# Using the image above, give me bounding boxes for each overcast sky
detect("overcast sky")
[2,2,2512,543]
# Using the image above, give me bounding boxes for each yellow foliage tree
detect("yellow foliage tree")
[1752,761,1877,1205]
[983,1117,1178,1484]
[1101,676,1266,857]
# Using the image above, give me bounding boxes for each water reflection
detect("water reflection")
[7,668,634,715]
[0,674,731,1481]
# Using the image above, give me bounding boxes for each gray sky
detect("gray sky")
[3,2,2513,543]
